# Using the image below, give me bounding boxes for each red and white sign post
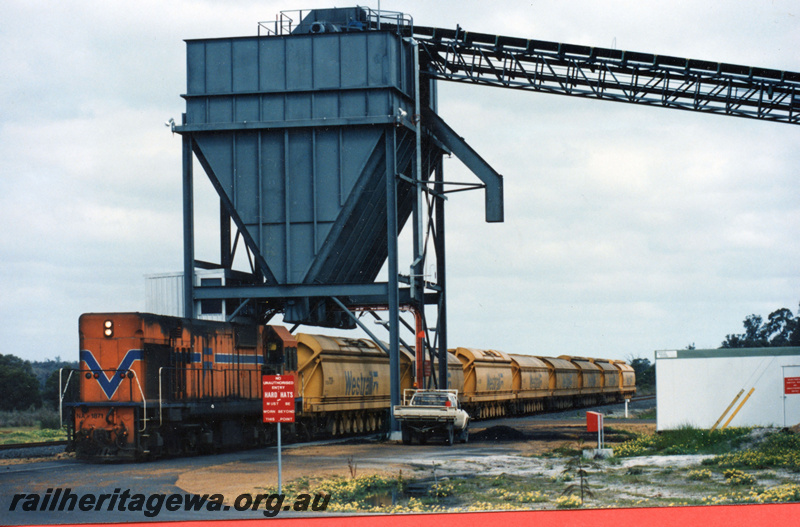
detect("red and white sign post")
[263,375,295,493]
[586,411,605,449]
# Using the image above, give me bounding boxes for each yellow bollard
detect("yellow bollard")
[710,389,744,432]
[722,388,755,429]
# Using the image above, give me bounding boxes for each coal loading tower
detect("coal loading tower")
[174,7,504,431]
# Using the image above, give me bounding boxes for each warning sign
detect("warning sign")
[263,375,295,423]
[586,411,603,432]
[785,377,800,395]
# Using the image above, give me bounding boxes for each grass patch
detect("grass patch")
[605,426,639,441]
[261,474,407,512]
[544,443,582,458]
[686,468,713,481]
[701,484,800,505]
[703,429,800,471]
[636,408,657,419]
[614,426,751,457]
[0,407,66,444]
[0,427,67,445]
[264,473,562,513]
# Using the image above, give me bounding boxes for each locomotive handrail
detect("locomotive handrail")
[158,367,164,427]
[58,368,74,429]
[64,367,148,432]
[130,369,147,432]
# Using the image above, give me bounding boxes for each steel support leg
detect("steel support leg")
[386,130,401,434]
[182,132,195,319]
[435,157,448,387]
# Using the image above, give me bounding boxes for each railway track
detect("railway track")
[0,440,68,452]
[0,395,655,455]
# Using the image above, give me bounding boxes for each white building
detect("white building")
[655,347,800,430]
[145,270,231,321]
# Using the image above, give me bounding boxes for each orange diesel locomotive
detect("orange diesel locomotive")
[67,313,297,460]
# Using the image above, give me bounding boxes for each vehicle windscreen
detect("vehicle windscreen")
[412,394,448,406]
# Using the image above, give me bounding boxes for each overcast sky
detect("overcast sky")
[1,1,798,363]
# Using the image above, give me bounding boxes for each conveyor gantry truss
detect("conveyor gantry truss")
[412,25,800,125]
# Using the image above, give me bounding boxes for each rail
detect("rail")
[0,440,68,451]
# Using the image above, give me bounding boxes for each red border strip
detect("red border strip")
[27,503,800,527]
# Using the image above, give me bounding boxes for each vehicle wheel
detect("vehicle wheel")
[446,425,454,446]
[460,428,469,444]
[401,425,411,445]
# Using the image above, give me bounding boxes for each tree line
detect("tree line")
[626,303,800,392]
[0,355,77,412]
[720,304,800,348]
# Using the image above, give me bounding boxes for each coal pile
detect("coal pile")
[470,425,527,441]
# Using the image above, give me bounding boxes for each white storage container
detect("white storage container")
[655,347,800,430]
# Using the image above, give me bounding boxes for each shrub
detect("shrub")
[723,469,756,486]
[709,430,800,470]
[428,481,455,498]
[555,495,582,509]
[686,469,713,481]
[0,355,42,410]
[39,412,63,430]
[614,427,751,457]
[0,407,61,428]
